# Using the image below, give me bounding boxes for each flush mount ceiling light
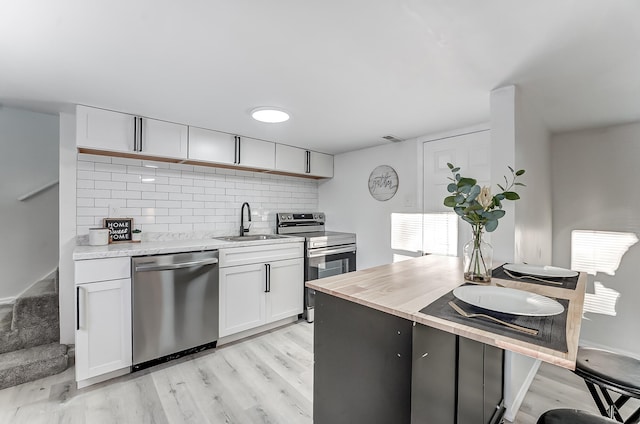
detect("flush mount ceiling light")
[251,107,290,123]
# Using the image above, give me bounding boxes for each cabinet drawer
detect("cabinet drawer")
[75,257,131,284]
[219,242,303,267]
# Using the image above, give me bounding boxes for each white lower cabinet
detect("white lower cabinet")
[219,242,304,337]
[75,257,132,387]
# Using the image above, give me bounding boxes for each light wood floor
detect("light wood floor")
[1,320,636,423]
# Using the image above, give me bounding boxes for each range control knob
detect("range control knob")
[288,215,293,220]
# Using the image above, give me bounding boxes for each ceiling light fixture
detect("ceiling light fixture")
[251,107,290,123]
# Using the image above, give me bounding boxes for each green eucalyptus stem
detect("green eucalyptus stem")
[467,224,489,279]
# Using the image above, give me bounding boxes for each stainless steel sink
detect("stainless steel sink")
[214,234,289,242]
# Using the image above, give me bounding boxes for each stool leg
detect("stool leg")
[625,407,640,424]
[601,388,624,422]
[586,381,611,418]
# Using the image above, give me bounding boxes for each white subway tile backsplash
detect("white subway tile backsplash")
[156,200,182,208]
[76,158,319,234]
[112,190,142,199]
[77,198,94,207]
[112,173,143,183]
[112,157,142,166]
[156,216,181,224]
[127,199,156,208]
[78,207,109,216]
[142,192,169,200]
[95,163,127,173]
[77,188,110,198]
[127,182,156,192]
[156,184,181,193]
[182,186,204,195]
[169,193,192,201]
[78,170,111,181]
[77,180,95,189]
[95,198,126,208]
[95,181,127,190]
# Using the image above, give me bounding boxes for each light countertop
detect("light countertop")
[73,235,305,260]
[306,255,587,370]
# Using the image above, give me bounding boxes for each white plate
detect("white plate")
[503,263,578,278]
[452,285,564,316]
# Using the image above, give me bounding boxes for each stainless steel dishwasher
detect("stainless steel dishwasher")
[132,250,219,370]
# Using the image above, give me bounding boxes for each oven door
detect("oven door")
[305,245,357,281]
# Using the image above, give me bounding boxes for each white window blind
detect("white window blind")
[391,212,458,257]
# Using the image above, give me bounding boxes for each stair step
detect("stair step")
[13,279,58,330]
[0,343,69,390]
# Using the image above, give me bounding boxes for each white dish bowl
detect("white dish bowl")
[503,263,578,278]
[453,285,564,316]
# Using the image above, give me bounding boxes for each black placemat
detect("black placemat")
[492,264,579,290]
[420,284,569,352]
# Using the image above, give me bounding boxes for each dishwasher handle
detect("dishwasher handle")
[135,257,219,272]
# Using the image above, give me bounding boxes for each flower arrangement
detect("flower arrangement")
[443,163,525,282]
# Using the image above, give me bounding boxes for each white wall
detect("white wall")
[318,139,420,270]
[552,122,640,357]
[0,107,59,301]
[492,85,553,421]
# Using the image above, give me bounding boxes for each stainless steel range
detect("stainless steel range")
[276,212,356,322]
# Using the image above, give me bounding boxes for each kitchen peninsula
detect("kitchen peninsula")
[307,254,586,424]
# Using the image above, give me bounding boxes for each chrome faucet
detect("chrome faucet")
[240,202,251,236]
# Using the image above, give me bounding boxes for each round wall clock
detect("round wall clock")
[368,165,399,201]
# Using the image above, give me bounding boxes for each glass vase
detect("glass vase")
[463,226,493,283]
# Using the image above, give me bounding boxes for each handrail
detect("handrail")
[17,180,59,201]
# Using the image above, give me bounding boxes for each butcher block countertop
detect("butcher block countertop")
[306,255,587,370]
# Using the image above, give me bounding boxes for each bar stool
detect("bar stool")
[538,409,618,423]
[573,347,640,423]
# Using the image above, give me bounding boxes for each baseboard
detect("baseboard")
[217,316,299,347]
[0,296,16,305]
[503,359,541,422]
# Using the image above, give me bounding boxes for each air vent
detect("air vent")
[382,135,403,143]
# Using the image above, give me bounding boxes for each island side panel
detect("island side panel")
[314,291,413,424]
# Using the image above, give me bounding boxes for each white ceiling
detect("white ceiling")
[1,1,639,154]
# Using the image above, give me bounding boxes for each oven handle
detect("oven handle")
[307,245,356,258]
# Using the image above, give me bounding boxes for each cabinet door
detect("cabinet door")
[141,118,188,159]
[309,151,334,178]
[76,105,135,153]
[275,144,307,174]
[266,258,304,322]
[219,263,267,337]
[238,136,275,170]
[188,127,236,165]
[75,278,132,381]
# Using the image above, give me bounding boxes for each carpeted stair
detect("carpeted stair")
[0,270,70,390]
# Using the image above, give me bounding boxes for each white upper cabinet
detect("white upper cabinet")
[188,127,236,165]
[76,105,188,159]
[77,104,331,177]
[309,151,334,178]
[141,118,188,159]
[275,144,307,174]
[187,129,274,170]
[237,136,275,170]
[275,144,334,178]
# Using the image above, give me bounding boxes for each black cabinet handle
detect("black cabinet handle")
[133,117,138,151]
[265,263,271,292]
[138,117,143,152]
[237,136,242,164]
[306,150,311,173]
[234,136,239,164]
[76,286,80,330]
